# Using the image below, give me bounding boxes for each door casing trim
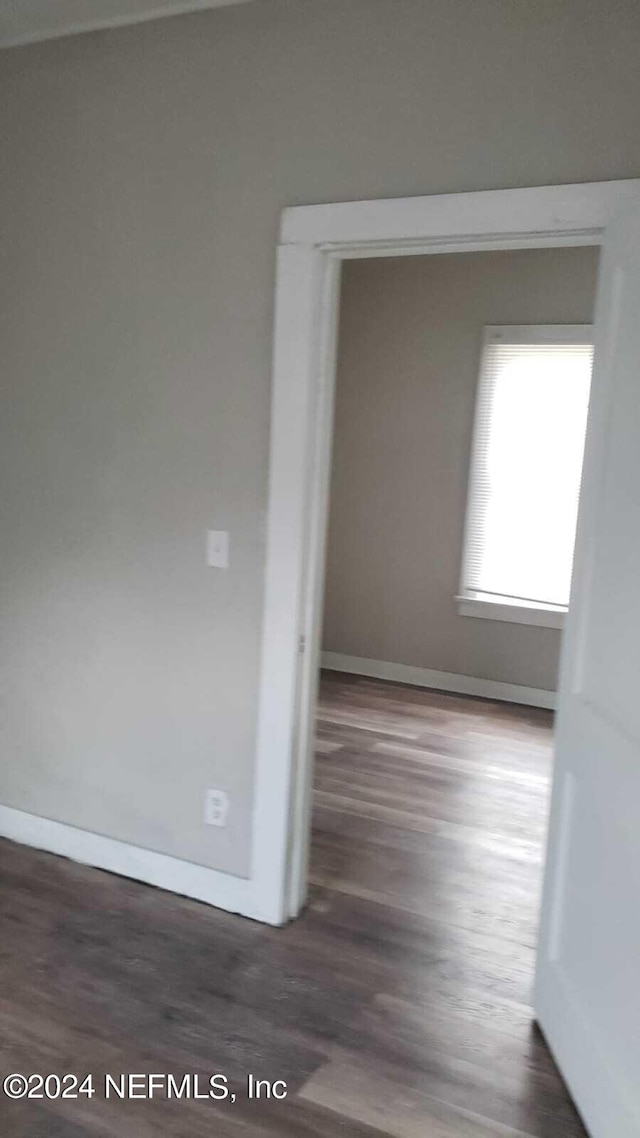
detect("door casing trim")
[253,179,640,926]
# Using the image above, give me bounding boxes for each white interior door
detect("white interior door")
[536,201,640,1137]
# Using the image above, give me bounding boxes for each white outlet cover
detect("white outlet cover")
[205,788,230,827]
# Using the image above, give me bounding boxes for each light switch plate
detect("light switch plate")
[207,530,229,569]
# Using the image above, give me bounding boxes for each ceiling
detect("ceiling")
[0,0,255,47]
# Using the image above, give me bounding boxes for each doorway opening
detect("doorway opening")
[312,240,597,877]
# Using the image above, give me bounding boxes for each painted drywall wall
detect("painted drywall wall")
[322,248,599,691]
[0,0,639,877]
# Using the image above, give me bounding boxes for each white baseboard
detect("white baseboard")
[321,652,556,710]
[535,964,639,1138]
[0,803,272,924]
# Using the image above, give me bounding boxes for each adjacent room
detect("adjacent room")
[322,247,599,699]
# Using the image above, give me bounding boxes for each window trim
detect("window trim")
[456,593,566,629]
[458,323,593,630]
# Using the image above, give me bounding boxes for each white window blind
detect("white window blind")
[460,325,594,615]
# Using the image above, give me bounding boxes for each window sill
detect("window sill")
[456,595,566,629]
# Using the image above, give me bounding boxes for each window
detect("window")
[458,325,594,629]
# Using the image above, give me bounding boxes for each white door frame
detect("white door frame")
[251,179,640,927]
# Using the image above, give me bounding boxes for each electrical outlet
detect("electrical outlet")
[205,788,230,827]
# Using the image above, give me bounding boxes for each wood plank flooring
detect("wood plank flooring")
[0,672,588,1137]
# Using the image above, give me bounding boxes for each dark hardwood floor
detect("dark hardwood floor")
[0,672,588,1137]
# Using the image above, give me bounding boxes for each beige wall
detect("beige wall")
[322,249,600,691]
[0,0,639,877]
